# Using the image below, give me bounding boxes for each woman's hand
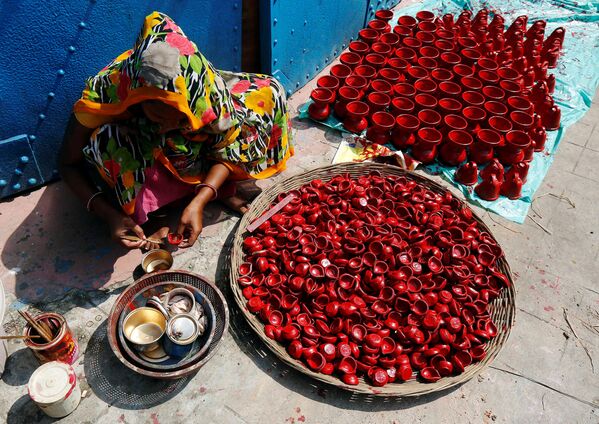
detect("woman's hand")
[176,203,204,248]
[107,212,149,249]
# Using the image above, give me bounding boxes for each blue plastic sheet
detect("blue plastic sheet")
[300,0,599,223]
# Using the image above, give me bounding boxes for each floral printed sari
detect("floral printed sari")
[74,12,293,217]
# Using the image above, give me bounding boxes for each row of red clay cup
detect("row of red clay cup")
[455,158,530,201]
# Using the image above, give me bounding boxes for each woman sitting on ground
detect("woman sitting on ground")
[60,12,293,249]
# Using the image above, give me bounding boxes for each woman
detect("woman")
[60,12,293,249]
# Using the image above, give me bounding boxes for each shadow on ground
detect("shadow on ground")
[214,225,461,412]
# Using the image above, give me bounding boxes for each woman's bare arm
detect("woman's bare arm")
[59,114,147,248]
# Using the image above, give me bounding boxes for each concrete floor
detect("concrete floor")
[1,15,599,424]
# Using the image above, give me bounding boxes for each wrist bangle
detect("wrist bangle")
[195,183,218,200]
[86,191,103,212]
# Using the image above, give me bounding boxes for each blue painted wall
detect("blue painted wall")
[0,0,241,198]
[260,0,400,96]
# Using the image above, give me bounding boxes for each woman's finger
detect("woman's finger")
[120,238,143,249]
[132,224,146,240]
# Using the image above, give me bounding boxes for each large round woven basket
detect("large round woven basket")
[230,162,516,396]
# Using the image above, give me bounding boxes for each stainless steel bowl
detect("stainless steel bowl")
[141,249,173,273]
[122,307,166,352]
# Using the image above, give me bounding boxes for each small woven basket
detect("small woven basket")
[230,162,516,397]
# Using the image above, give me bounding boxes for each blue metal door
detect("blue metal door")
[0,0,241,198]
[260,0,400,96]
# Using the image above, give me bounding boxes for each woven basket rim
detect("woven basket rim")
[229,162,516,397]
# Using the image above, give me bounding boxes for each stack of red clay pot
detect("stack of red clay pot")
[308,9,565,201]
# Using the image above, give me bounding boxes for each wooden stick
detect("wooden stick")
[18,310,53,343]
[25,311,53,340]
[121,235,164,244]
[0,334,41,340]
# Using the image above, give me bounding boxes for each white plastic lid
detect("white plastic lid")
[28,361,75,404]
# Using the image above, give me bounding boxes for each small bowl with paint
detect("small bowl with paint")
[141,249,173,273]
[122,307,167,352]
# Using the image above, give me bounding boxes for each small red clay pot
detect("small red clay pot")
[334,86,360,119]
[345,75,368,97]
[330,64,352,85]
[442,13,455,30]
[420,46,440,60]
[413,127,442,163]
[498,130,531,165]
[403,36,423,50]
[507,96,533,115]
[477,69,500,86]
[365,53,386,69]
[393,82,417,99]
[435,39,455,53]
[368,79,393,96]
[499,80,522,97]
[375,9,394,22]
[379,32,400,49]
[440,52,462,68]
[416,10,435,22]
[440,129,472,165]
[461,90,485,108]
[436,28,455,42]
[394,47,417,63]
[414,78,438,95]
[308,88,334,121]
[476,57,499,73]
[316,75,340,101]
[546,74,556,94]
[511,161,530,182]
[461,76,483,92]
[393,24,412,40]
[340,52,362,69]
[481,158,505,181]
[367,91,391,115]
[368,19,390,34]
[418,108,442,127]
[484,100,508,117]
[531,125,547,151]
[387,57,409,73]
[453,64,474,80]
[367,111,395,144]
[414,93,437,110]
[417,56,438,71]
[471,128,500,164]
[418,20,437,33]
[510,110,534,132]
[398,15,418,28]
[488,115,513,140]
[343,101,369,133]
[438,81,462,99]
[431,68,453,84]
[522,65,536,87]
[497,66,522,83]
[359,28,379,45]
[500,172,523,200]
[542,105,561,131]
[355,64,377,80]
[475,173,501,201]
[391,114,420,149]
[457,36,478,50]
[460,48,481,66]
[406,66,430,83]
[349,40,370,56]
[391,97,415,115]
[462,106,487,131]
[378,68,401,84]
[455,161,479,185]
[370,41,393,57]
[438,97,463,115]
[482,85,505,102]
[416,31,435,46]
[442,114,468,136]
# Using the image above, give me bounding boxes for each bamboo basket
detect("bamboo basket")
[230,162,516,396]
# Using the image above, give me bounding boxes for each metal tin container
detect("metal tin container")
[163,313,199,358]
[28,361,81,418]
[141,249,173,273]
[163,287,196,315]
[24,313,79,365]
[146,296,170,319]
[122,307,166,352]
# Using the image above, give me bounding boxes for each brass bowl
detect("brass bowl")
[141,249,173,273]
[122,307,167,352]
